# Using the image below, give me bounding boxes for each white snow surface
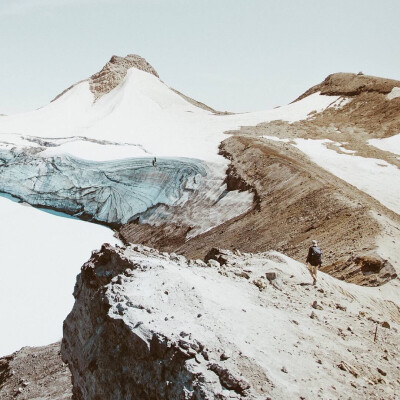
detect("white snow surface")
[38,139,149,161]
[0,68,343,163]
[293,138,400,215]
[387,87,400,100]
[369,133,400,156]
[338,145,356,154]
[0,195,119,357]
[0,133,41,148]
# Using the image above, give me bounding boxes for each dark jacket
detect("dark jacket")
[306,245,322,266]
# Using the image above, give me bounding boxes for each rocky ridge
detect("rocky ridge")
[295,72,400,100]
[62,244,400,399]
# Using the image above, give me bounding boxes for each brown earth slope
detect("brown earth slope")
[120,134,399,286]
[0,342,72,399]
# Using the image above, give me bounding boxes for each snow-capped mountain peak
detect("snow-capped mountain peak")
[52,54,159,103]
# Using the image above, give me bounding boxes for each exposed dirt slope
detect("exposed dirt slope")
[0,342,72,399]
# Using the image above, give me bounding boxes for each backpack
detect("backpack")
[309,246,322,265]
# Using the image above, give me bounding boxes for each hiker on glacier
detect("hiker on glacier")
[306,240,322,286]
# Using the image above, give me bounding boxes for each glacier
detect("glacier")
[0,136,254,236]
[0,142,205,224]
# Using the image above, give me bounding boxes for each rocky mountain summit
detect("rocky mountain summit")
[89,54,159,100]
[52,54,159,103]
[62,244,400,399]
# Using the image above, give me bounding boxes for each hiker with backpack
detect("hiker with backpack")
[306,240,322,286]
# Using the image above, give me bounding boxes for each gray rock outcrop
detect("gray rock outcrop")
[62,244,257,399]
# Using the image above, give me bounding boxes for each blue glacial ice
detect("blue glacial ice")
[0,136,254,237]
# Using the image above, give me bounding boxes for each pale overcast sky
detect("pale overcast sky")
[0,0,399,114]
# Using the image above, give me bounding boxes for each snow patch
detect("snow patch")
[387,87,400,100]
[368,133,400,156]
[338,146,356,154]
[293,138,400,215]
[39,139,149,161]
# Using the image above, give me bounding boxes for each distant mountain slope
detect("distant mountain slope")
[293,72,400,139]
[0,54,345,162]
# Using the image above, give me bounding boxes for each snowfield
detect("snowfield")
[293,139,400,215]
[0,195,119,356]
[0,68,344,163]
[260,136,400,215]
[38,139,149,161]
